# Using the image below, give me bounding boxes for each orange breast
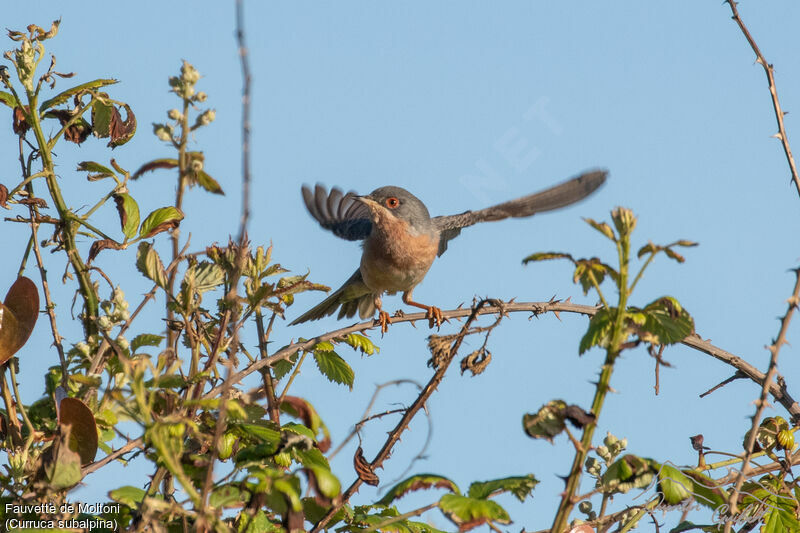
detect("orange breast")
[360,212,439,294]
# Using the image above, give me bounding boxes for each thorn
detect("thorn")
[565,296,572,303]
[553,310,562,321]
[772,132,784,140]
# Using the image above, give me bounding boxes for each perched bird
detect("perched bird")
[291,169,607,332]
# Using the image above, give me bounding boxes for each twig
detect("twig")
[726,0,800,198]
[723,267,800,525]
[311,299,503,531]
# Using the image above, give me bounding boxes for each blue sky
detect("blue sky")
[3,2,800,530]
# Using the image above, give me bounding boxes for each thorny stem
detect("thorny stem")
[24,85,98,336]
[311,299,500,532]
[255,310,280,424]
[551,228,630,533]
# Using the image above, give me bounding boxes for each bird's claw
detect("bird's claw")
[376,310,392,334]
[426,306,445,329]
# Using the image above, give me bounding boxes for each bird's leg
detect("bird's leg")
[402,290,445,329]
[373,295,391,334]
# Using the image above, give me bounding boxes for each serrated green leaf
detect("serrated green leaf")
[272,352,298,382]
[313,350,354,390]
[209,484,247,509]
[639,297,694,345]
[0,91,19,108]
[340,333,379,356]
[522,400,567,442]
[467,475,538,502]
[238,422,281,445]
[135,242,167,288]
[109,485,146,507]
[38,78,118,112]
[579,308,614,354]
[191,262,225,293]
[378,474,460,506]
[76,161,116,179]
[522,251,574,265]
[139,206,184,238]
[196,170,224,195]
[131,333,164,353]
[438,494,511,529]
[583,217,616,240]
[113,193,140,240]
[681,470,728,511]
[283,422,316,441]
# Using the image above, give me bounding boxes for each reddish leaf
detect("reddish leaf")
[44,108,92,144]
[0,277,39,364]
[132,158,179,180]
[0,184,8,208]
[58,397,98,465]
[12,107,29,135]
[107,104,136,148]
[87,239,124,264]
[353,447,379,486]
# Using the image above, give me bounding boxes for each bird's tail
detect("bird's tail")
[289,270,376,325]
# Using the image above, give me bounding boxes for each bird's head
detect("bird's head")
[356,186,432,231]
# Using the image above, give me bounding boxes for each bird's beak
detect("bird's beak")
[354,195,382,212]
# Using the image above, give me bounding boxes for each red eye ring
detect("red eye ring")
[385,197,400,209]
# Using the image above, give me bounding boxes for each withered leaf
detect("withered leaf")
[45,108,92,144]
[12,107,29,135]
[18,197,49,209]
[353,446,379,486]
[88,239,124,264]
[107,104,136,148]
[58,396,98,465]
[131,158,179,180]
[0,277,39,365]
[0,184,9,209]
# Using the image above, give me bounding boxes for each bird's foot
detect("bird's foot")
[375,310,392,334]
[425,306,445,329]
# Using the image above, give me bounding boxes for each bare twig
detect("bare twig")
[723,267,800,525]
[726,1,800,198]
[310,299,505,531]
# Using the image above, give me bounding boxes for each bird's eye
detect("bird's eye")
[385,197,400,209]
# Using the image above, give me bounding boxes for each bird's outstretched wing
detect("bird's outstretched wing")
[301,184,373,241]
[432,169,607,255]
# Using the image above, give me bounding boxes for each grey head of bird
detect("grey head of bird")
[356,186,434,234]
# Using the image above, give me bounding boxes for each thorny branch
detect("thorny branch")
[726,0,800,199]
[310,298,505,532]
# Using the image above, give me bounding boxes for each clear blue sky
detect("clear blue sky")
[3,2,800,530]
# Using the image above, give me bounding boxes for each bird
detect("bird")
[290,169,607,332]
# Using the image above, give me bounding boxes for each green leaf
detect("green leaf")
[467,475,538,502]
[46,439,83,489]
[38,78,118,112]
[135,242,167,288]
[639,297,694,345]
[656,463,693,505]
[191,262,225,293]
[113,193,140,240]
[238,422,281,445]
[637,242,659,259]
[583,217,616,240]
[438,494,511,530]
[681,470,729,511]
[196,170,224,195]
[573,258,612,295]
[313,350,354,390]
[131,333,164,353]
[76,161,116,179]
[378,474,460,506]
[139,206,184,238]
[601,455,654,494]
[340,333,379,356]
[91,98,113,137]
[109,486,146,507]
[522,400,567,442]
[0,91,19,108]
[272,352,298,382]
[522,251,574,265]
[579,308,614,354]
[209,484,247,509]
